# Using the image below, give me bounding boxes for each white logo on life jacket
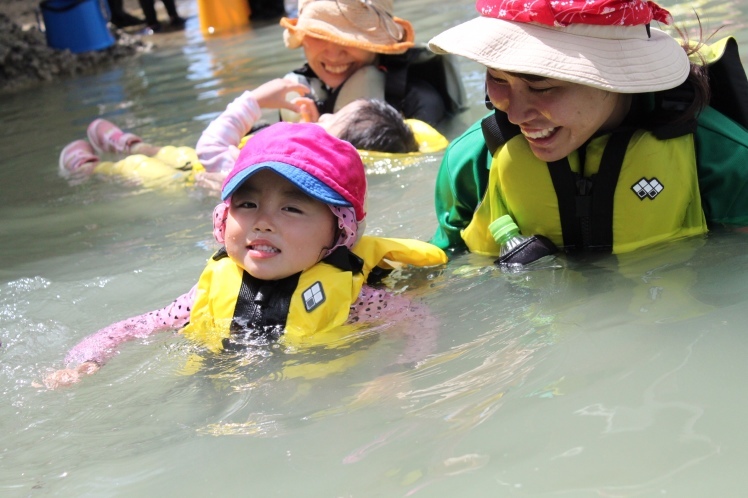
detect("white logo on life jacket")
[631,178,664,200]
[302,281,325,312]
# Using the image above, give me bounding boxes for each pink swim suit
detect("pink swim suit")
[64,283,436,369]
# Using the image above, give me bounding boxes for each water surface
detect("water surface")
[2,0,748,496]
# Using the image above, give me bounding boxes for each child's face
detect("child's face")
[485,68,630,162]
[301,36,378,90]
[225,170,337,281]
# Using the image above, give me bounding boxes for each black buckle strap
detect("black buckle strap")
[547,130,635,251]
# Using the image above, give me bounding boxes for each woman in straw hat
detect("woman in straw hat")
[279,0,459,126]
[427,0,748,257]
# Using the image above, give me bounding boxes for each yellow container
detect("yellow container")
[198,0,251,35]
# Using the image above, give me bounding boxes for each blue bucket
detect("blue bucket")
[39,0,115,53]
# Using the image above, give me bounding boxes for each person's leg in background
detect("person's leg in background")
[107,0,144,28]
[137,0,186,32]
[137,0,160,30]
[161,0,186,27]
[249,0,285,21]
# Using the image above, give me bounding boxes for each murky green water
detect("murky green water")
[3,0,748,496]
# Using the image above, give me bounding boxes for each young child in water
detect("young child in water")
[59,79,421,189]
[46,122,447,388]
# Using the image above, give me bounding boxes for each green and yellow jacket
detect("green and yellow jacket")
[432,37,748,255]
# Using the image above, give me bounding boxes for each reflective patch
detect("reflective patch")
[302,281,325,312]
[631,177,664,200]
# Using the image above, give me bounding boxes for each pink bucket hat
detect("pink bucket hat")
[221,122,367,222]
[428,0,690,93]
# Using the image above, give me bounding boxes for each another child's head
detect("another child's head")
[213,122,367,281]
[317,99,419,153]
[280,0,414,89]
[264,98,420,153]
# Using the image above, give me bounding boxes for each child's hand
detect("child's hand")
[42,361,100,389]
[350,372,409,408]
[195,171,228,195]
[250,78,311,111]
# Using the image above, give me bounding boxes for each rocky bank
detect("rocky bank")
[0,0,152,93]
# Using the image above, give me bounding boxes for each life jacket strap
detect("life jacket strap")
[481,111,520,156]
[322,246,364,274]
[547,129,635,252]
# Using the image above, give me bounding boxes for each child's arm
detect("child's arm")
[44,286,197,388]
[351,285,439,369]
[195,79,311,174]
[345,284,439,407]
[194,91,260,174]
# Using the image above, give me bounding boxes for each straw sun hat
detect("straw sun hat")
[281,0,415,54]
[428,0,691,93]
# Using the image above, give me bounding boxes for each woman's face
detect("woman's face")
[485,69,631,162]
[301,36,378,90]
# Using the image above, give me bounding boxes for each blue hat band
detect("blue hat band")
[221,162,351,208]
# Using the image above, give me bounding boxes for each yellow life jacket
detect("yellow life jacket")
[462,130,708,255]
[93,120,446,188]
[93,146,203,188]
[357,119,449,174]
[181,235,447,352]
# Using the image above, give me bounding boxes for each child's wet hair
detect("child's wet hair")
[338,99,419,153]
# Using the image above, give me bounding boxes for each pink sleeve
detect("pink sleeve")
[350,285,439,367]
[64,285,197,367]
[195,91,262,173]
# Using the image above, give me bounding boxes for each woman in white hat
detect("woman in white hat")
[280,0,460,126]
[428,0,748,256]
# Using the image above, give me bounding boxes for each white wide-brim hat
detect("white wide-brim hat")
[428,16,690,93]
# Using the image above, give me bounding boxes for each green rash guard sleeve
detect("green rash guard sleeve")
[696,106,748,226]
[431,118,493,253]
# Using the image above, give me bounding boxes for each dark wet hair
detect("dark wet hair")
[338,99,419,153]
[632,22,713,133]
[667,23,712,123]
